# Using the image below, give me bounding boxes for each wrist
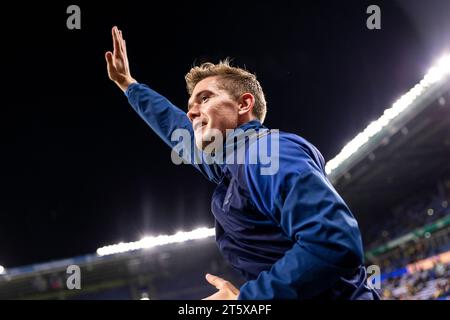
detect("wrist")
[117,76,137,92]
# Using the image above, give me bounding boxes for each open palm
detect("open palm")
[105,26,136,92]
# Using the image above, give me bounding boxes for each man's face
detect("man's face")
[187,76,240,150]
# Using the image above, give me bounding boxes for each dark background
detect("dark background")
[0,0,449,267]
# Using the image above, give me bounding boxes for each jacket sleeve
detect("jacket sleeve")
[238,138,364,299]
[125,82,222,183]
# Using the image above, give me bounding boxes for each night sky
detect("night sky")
[1,0,449,268]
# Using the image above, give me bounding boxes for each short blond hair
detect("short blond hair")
[185,59,267,123]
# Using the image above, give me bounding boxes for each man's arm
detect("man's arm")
[105,27,222,183]
[238,138,365,299]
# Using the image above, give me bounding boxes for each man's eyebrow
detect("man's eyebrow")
[187,90,212,110]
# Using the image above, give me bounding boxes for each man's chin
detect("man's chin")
[195,139,213,153]
[194,129,224,152]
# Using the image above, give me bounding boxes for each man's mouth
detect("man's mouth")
[194,121,207,132]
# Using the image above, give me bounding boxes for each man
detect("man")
[105,26,379,300]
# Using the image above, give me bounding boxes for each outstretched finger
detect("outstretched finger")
[122,39,128,61]
[112,27,123,57]
[112,27,118,54]
[119,30,127,57]
[119,29,126,53]
[205,274,227,290]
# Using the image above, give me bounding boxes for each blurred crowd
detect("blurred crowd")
[381,259,450,300]
[370,227,450,273]
[364,192,449,251]
[359,180,450,300]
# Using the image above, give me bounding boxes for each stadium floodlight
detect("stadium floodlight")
[325,53,450,175]
[0,265,5,275]
[96,227,215,256]
[140,292,150,300]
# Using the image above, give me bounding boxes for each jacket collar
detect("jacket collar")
[237,119,264,131]
[201,120,267,168]
[224,120,266,146]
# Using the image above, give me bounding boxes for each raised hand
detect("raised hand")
[105,26,136,92]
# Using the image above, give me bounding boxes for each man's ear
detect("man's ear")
[238,93,255,116]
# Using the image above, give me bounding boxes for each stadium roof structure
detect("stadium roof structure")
[0,237,236,300]
[327,55,450,216]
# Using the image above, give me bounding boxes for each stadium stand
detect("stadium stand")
[330,56,450,300]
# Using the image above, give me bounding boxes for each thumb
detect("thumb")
[205,273,225,289]
[105,51,115,67]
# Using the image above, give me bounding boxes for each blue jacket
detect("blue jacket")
[125,83,379,300]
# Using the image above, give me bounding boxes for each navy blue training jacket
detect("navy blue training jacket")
[125,82,379,300]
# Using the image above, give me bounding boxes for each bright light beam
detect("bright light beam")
[325,54,450,175]
[96,227,215,256]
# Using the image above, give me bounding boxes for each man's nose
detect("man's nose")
[187,104,200,122]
